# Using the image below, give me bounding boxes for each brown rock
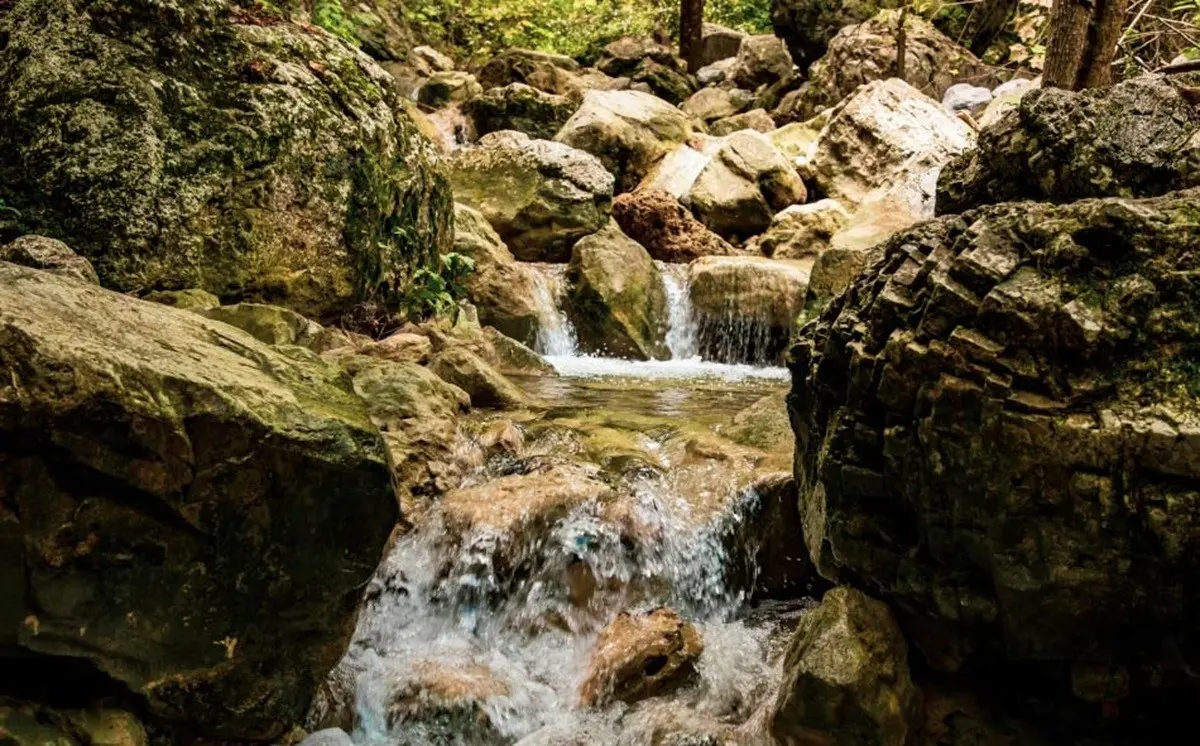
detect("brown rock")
[1,235,98,284]
[611,189,736,263]
[578,608,704,707]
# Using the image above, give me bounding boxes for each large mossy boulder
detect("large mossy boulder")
[447,131,614,262]
[464,83,579,141]
[567,223,669,360]
[937,75,1200,215]
[789,188,1200,684]
[0,264,398,740]
[770,588,921,746]
[555,90,694,194]
[781,10,999,122]
[0,0,452,319]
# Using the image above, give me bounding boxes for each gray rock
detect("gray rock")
[730,34,793,89]
[700,22,746,66]
[299,728,354,746]
[688,130,807,240]
[942,82,993,115]
[696,58,736,86]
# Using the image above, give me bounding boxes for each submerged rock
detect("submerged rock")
[452,203,544,344]
[938,75,1200,215]
[789,189,1200,684]
[578,608,704,707]
[567,223,669,360]
[770,588,920,746]
[465,83,579,141]
[611,188,736,263]
[555,90,694,193]
[0,235,98,285]
[384,660,511,742]
[688,131,807,240]
[0,0,452,318]
[448,131,614,262]
[0,264,397,740]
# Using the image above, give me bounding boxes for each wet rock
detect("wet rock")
[759,199,850,259]
[359,331,435,365]
[788,189,1200,684]
[0,0,451,319]
[938,75,1200,215]
[482,326,557,377]
[701,23,748,66]
[730,35,794,90]
[555,90,694,193]
[769,588,920,746]
[417,70,483,107]
[688,256,810,363]
[739,473,815,597]
[385,660,510,741]
[0,265,397,740]
[611,188,737,263]
[786,11,1000,122]
[429,347,530,410]
[478,48,582,94]
[688,131,807,240]
[0,702,147,746]
[681,88,755,124]
[143,288,221,311]
[478,419,525,458]
[567,222,669,360]
[942,83,992,116]
[802,78,974,214]
[202,303,325,348]
[452,203,544,344]
[770,0,904,70]
[448,131,614,262]
[578,608,704,707]
[299,728,354,746]
[465,83,579,141]
[709,109,776,137]
[0,235,98,285]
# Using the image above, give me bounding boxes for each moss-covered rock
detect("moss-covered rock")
[0,263,397,741]
[202,302,326,348]
[789,189,1200,687]
[429,347,530,410]
[417,70,483,107]
[0,0,452,319]
[937,75,1200,215]
[464,83,579,141]
[566,223,669,360]
[452,203,544,345]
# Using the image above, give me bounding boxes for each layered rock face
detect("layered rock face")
[0,0,452,319]
[938,76,1200,214]
[0,264,398,740]
[789,189,1200,685]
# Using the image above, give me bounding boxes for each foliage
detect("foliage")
[401,252,476,320]
[0,199,18,219]
[312,0,358,43]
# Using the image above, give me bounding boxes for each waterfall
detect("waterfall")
[528,264,579,358]
[658,263,699,361]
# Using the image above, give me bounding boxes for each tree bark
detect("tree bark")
[679,0,705,74]
[1044,0,1130,90]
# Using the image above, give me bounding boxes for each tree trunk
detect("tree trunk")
[968,0,1020,58]
[680,0,705,74]
[1044,0,1130,90]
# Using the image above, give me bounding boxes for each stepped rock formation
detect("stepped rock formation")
[0,0,452,319]
[789,189,1200,687]
[0,264,398,740]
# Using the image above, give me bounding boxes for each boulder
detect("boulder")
[786,11,1000,122]
[382,660,510,741]
[627,58,696,106]
[701,23,747,66]
[788,189,1200,683]
[709,109,776,137]
[688,131,807,240]
[770,0,903,70]
[477,48,581,95]
[0,236,98,285]
[447,131,614,262]
[451,203,543,344]
[0,264,397,740]
[802,78,975,214]
[408,45,456,76]
[416,70,483,108]
[759,199,851,259]
[429,347,530,410]
[578,608,704,707]
[769,588,921,746]
[571,68,633,94]
[938,75,1200,215]
[464,83,578,141]
[977,77,1038,129]
[688,256,811,364]
[0,0,452,319]
[611,188,737,263]
[769,119,825,161]
[143,288,221,311]
[696,58,737,87]
[730,35,794,90]
[555,90,694,193]
[566,223,669,360]
[681,87,755,123]
[482,326,558,377]
[358,331,435,365]
[942,83,993,116]
[596,36,682,79]
[201,303,325,348]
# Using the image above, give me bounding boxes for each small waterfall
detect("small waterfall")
[658,263,699,361]
[528,264,579,357]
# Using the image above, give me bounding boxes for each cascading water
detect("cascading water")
[658,263,699,361]
[529,263,579,358]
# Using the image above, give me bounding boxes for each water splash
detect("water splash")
[659,263,699,361]
[528,263,579,357]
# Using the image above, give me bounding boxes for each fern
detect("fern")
[313,0,359,44]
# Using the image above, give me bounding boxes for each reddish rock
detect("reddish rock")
[611,189,736,263]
